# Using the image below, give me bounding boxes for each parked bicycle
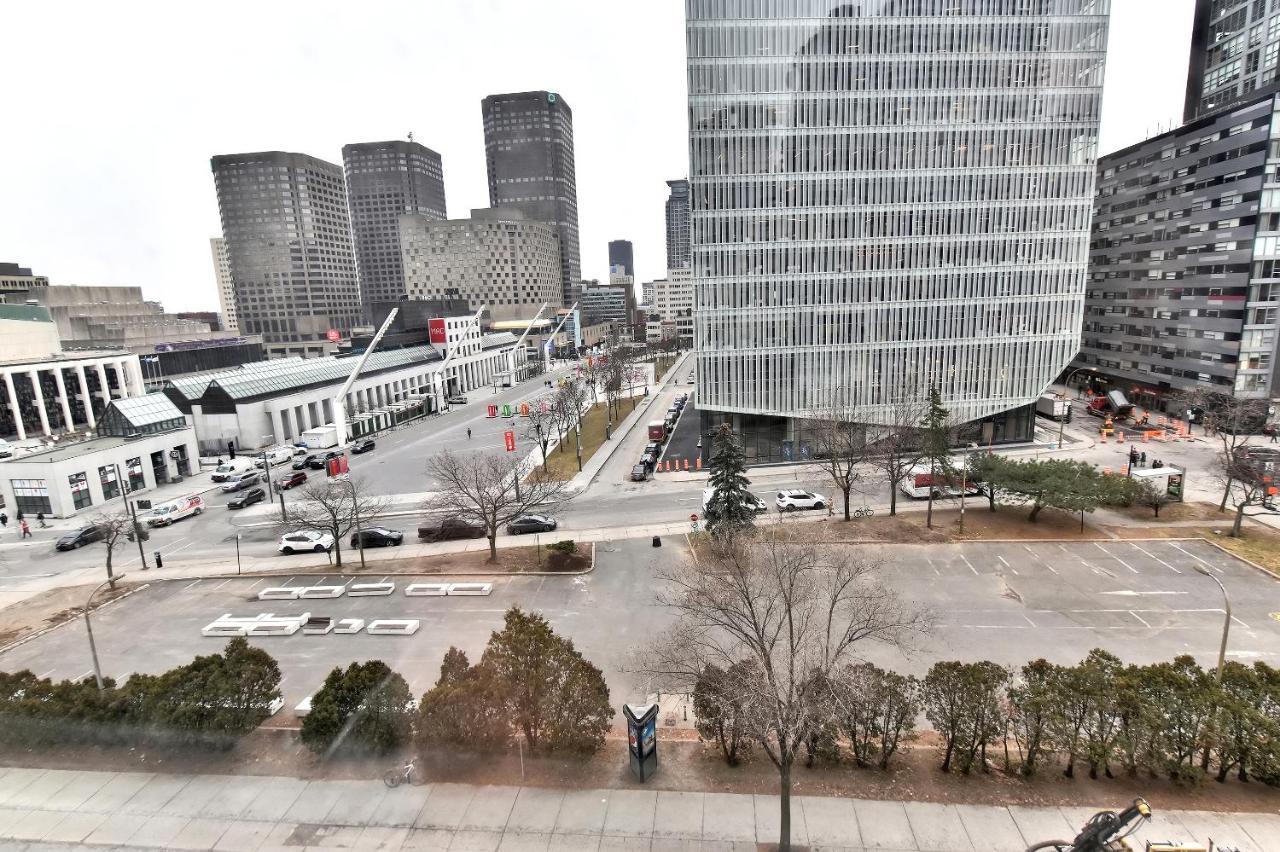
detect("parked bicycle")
[852,505,874,519]
[383,757,426,788]
[1025,798,1151,852]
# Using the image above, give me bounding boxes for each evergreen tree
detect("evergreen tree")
[417,647,510,754]
[704,423,756,536]
[919,385,954,529]
[300,660,414,755]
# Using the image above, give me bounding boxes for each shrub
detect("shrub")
[301,660,413,756]
[416,648,510,754]
[547,539,576,555]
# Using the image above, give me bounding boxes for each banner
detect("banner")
[504,431,516,452]
[428,318,447,345]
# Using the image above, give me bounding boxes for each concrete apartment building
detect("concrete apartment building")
[687,0,1109,460]
[209,238,238,333]
[0,262,48,303]
[1185,0,1280,121]
[343,140,448,315]
[482,91,581,305]
[1075,90,1280,409]
[648,268,693,347]
[579,285,630,327]
[400,208,561,322]
[665,179,691,270]
[211,151,361,359]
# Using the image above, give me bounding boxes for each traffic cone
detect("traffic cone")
[695,457,702,471]
[1116,431,1125,443]
[683,458,690,471]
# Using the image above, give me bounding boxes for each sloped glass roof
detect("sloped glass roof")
[109,394,186,427]
[207,346,443,400]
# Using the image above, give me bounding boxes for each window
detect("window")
[99,465,120,501]
[11,479,51,515]
[126,457,145,492]
[68,472,92,510]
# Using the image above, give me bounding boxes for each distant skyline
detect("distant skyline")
[0,0,1193,313]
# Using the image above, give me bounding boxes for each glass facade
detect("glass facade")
[687,0,1110,429]
[11,479,50,515]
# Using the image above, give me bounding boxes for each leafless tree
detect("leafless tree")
[277,475,388,568]
[426,450,572,561]
[865,399,927,517]
[1173,389,1270,511]
[640,531,930,852]
[805,400,868,521]
[554,380,593,472]
[523,400,558,473]
[90,509,133,589]
[1222,452,1278,537]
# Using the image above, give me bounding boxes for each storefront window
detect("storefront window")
[126,457,145,492]
[10,479,51,515]
[99,465,120,500]
[68,472,92,510]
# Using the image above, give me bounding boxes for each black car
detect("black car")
[307,451,344,470]
[507,515,558,535]
[351,438,376,454]
[350,526,403,548]
[227,487,266,509]
[631,463,649,482]
[293,455,316,470]
[418,518,486,542]
[55,525,106,551]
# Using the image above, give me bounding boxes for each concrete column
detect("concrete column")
[51,368,73,433]
[3,370,25,441]
[27,370,51,437]
[75,364,96,429]
[266,409,281,444]
[95,362,111,403]
[296,405,308,431]
[126,358,145,396]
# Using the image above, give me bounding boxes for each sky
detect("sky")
[0,0,1194,314]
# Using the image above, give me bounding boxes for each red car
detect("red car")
[277,471,308,490]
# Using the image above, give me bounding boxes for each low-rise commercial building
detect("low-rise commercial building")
[0,262,47,303]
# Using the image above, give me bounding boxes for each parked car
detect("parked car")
[630,463,649,482]
[645,442,662,457]
[292,454,316,470]
[55,525,106,551]
[640,450,658,467]
[277,531,334,554]
[210,458,256,482]
[446,394,468,406]
[350,526,404,548]
[701,488,768,515]
[418,517,485,542]
[227,487,266,509]
[220,471,260,493]
[775,489,827,512]
[307,450,344,470]
[507,515,558,535]
[277,471,308,490]
[350,437,376,454]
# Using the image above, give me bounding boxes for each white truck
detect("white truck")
[210,458,257,482]
[1035,394,1072,422]
[301,426,339,450]
[254,446,293,468]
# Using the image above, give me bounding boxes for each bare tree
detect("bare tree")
[523,400,558,473]
[640,531,929,851]
[1223,452,1277,537]
[277,475,388,568]
[90,509,133,589]
[865,399,926,517]
[427,450,572,561]
[1174,389,1270,511]
[554,380,593,472]
[805,400,867,521]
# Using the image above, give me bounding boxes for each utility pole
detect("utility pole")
[113,463,148,570]
[261,435,285,521]
[85,573,127,691]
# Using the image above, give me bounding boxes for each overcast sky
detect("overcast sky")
[0,0,1193,313]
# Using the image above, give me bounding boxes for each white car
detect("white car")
[277,531,335,554]
[701,488,768,514]
[775,489,827,512]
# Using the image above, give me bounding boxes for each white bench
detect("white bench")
[447,582,493,596]
[257,587,302,600]
[302,616,334,635]
[366,619,420,635]
[348,582,395,597]
[404,582,449,596]
[202,613,278,637]
[247,621,302,636]
[294,695,313,718]
[333,618,365,634]
[299,585,345,599]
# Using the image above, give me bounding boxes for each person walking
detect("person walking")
[0,512,8,530]
[36,512,47,529]
[466,427,472,440]
[19,520,31,539]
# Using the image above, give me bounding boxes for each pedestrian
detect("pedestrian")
[19,520,30,539]
[1140,451,1147,466]
[466,427,472,440]
[0,512,7,529]
[36,512,47,529]
[1271,428,1278,444]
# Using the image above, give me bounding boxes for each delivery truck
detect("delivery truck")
[648,421,667,442]
[1086,389,1134,421]
[1035,394,1072,422]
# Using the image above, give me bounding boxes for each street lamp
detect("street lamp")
[1194,565,1231,680]
[1058,367,1097,449]
[111,463,149,571]
[85,572,127,691]
[235,533,242,576]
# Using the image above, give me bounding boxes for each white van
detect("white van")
[253,447,293,468]
[210,458,256,482]
[146,494,206,527]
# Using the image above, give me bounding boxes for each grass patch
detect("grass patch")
[533,403,611,482]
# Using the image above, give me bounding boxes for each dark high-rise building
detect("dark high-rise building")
[1184,0,1280,121]
[608,240,634,280]
[211,151,360,359]
[342,140,447,315]
[482,91,581,305]
[665,179,691,270]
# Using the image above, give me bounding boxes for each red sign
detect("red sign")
[428,318,447,345]
[504,431,516,452]
[486,404,498,418]
[326,329,341,343]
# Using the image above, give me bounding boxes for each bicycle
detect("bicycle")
[1026,798,1151,851]
[853,505,874,519]
[383,757,426,788]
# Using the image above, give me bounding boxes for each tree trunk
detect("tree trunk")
[1028,502,1043,523]
[487,533,498,562]
[843,484,851,520]
[778,760,792,852]
[926,487,935,528]
[940,738,954,772]
[1220,477,1233,512]
[333,534,343,567]
[889,480,898,516]
[1232,503,1246,537]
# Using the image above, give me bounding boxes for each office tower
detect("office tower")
[1184,0,1280,121]
[687,0,1110,459]
[400,208,561,322]
[482,91,581,304]
[665,179,691,270]
[211,151,360,359]
[209,238,238,333]
[1078,90,1280,408]
[608,239,634,279]
[342,140,447,314]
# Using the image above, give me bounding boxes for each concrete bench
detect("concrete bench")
[294,695,313,718]
[257,587,302,601]
[333,618,365,634]
[247,621,302,636]
[349,582,395,597]
[202,613,278,637]
[302,616,334,635]
[405,582,449,596]
[299,586,345,599]
[366,619,420,635]
[447,582,493,596]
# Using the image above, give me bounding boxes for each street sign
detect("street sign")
[504,431,516,452]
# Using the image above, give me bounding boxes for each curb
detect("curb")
[0,582,151,657]
[1199,538,1280,583]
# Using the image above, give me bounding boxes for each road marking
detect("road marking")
[247,578,265,590]
[1022,614,1037,627]
[212,579,232,590]
[77,670,93,681]
[1094,542,1139,574]
[995,555,1009,567]
[1129,542,1182,574]
[960,553,978,576]
[1129,611,1152,628]
[1057,544,1070,553]
[925,556,940,576]
[1021,545,1059,575]
[183,580,201,591]
[36,669,56,680]
[1168,542,1223,574]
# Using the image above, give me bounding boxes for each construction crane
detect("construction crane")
[332,308,398,448]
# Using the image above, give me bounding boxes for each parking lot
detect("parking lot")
[1,536,1277,713]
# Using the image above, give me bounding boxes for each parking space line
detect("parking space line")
[36,669,56,680]
[77,670,93,681]
[925,556,939,576]
[183,580,201,591]
[1023,545,1060,575]
[1130,542,1182,574]
[1167,542,1223,575]
[1022,614,1036,627]
[960,553,978,576]
[1129,611,1151,628]
[212,579,232,590]
[248,578,265,590]
[1095,542,1140,574]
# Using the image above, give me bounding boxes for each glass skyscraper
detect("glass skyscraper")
[687,0,1110,448]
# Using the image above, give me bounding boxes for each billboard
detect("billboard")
[428,318,447,345]
[504,431,516,452]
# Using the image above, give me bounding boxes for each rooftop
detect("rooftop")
[2,435,151,464]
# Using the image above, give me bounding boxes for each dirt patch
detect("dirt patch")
[827,506,1108,542]
[343,543,590,575]
[533,403,613,482]
[1109,500,1227,524]
[0,580,139,649]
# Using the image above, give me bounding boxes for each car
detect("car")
[277,531,334,554]
[227,487,266,509]
[277,470,308,490]
[631,463,650,482]
[55,525,106,551]
[293,455,316,470]
[418,517,486,542]
[507,515,558,535]
[307,451,344,470]
[351,437,376,454]
[446,394,468,406]
[775,489,827,512]
[350,526,404,548]
[645,442,662,457]
[220,471,260,493]
[701,488,768,515]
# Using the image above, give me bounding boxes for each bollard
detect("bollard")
[652,536,662,547]
[154,551,163,569]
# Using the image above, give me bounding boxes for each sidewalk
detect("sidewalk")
[0,767,1272,852]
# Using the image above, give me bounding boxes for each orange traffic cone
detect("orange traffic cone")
[683,458,690,471]
[1116,431,1125,443]
[695,457,702,470]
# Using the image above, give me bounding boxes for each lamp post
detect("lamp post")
[1057,367,1097,449]
[235,533,242,576]
[1194,565,1231,680]
[85,572,127,691]
[261,434,286,522]
[111,463,148,570]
